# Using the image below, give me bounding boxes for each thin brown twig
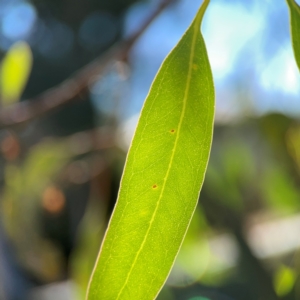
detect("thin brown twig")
[0,0,175,130]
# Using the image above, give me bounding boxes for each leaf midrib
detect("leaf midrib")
[115,19,200,300]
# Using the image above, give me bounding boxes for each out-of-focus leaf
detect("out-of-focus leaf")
[205,139,254,211]
[1,140,71,280]
[286,0,300,70]
[71,199,107,299]
[274,265,296,296]
[0,41,32,105]
[261,163,300,213]
[287,125,300,171]
[86,0,214,299]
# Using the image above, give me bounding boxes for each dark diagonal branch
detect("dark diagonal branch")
[0,0,175,129]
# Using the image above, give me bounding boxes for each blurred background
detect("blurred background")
[0,0,300,299]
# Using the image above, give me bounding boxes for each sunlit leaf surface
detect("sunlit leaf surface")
[287,0,300,70]
[86,0,214,299]
[0,41,32,105]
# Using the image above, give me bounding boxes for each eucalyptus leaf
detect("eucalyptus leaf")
[86,0,214,299]
[286,0,300,70]
[0,41,32,105]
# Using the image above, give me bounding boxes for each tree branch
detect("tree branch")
[0,0,175,129]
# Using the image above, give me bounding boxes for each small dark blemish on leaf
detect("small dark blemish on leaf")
[152,184,158,189]
[170,129,175,133]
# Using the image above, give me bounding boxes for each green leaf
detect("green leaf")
[274,265,296,296]
[86,0,214,299]
[0,41,32,105]
[286,0,300,70]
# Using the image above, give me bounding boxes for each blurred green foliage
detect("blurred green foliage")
[2,139,71,281]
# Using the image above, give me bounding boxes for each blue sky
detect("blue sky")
[1,0,299,120]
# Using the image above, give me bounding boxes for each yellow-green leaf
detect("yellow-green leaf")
[0,41,32,105]
[274,265,296,296]
[287,0,300,70]
[86,0,214,299]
